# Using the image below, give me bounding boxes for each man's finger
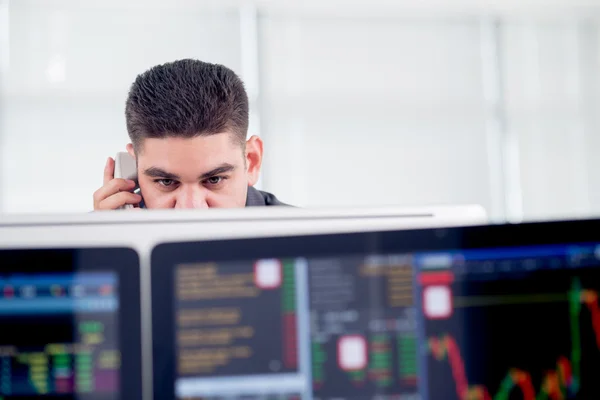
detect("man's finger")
[98,192,142,210]
[103,157,115,186]
[93,178,135,205]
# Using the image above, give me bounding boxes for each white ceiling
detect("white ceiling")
[8,0,600,18]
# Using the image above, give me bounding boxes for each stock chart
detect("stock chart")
[0,272,120,399]
[418,245,600,400]
[308,255,419,400]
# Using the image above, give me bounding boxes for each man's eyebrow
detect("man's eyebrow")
[142,164,236,181]
[143,167,181,180]
[200,164,236,180]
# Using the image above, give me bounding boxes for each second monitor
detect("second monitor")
[151,232,428,400]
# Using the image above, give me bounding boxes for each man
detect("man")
[93,59,287,210]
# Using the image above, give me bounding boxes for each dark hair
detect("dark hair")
[125,59,249,152]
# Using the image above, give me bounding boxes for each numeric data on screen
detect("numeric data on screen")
[175,260,299,378]
[0,272,120,399]
[308,255,419,400]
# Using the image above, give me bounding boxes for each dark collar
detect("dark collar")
[245,186,290,207]
[245,186,268,206]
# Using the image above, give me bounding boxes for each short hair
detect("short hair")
[125,59,249,152]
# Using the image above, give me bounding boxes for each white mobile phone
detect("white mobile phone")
[114,152,140,209]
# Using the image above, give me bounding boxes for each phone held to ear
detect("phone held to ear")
[114,152,144,209]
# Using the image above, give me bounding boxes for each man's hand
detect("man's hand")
[93,157,142,210]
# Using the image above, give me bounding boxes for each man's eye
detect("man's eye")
[157,179,175,187]
[207,176,223,185]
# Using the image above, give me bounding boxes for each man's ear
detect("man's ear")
[245,135,263,187]
[126,143,136,159]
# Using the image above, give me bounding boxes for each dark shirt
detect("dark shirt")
[245,186,290,207]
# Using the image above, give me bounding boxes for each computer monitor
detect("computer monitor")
[150,230,433,400]
[152,218,600,400]
[0,247,142,400]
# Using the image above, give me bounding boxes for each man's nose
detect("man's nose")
[174,185,209,209]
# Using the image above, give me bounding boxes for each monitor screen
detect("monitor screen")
[152,236,422,400]
[152,219,600,400]
[414,243,600,400]
[0,248,142,400]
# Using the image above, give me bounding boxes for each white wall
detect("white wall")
[260,16,491,212]
[2,0,600,221]
[502,21,600,220]
[259,12,600,221]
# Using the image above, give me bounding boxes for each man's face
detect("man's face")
[128,133,262,209]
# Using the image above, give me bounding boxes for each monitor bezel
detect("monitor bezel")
[0,247,142,400]
[151,218,600,399]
